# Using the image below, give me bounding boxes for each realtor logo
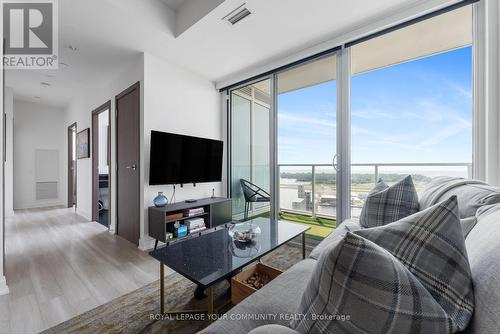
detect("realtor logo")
[2,0,58,69]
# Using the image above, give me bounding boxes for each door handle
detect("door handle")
[332,154,338,172]
[125,164,137,171]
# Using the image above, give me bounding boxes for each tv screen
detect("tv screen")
[149,131,223,185]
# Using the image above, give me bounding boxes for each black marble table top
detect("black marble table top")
[149,218,310,288]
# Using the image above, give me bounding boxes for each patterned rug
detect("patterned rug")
[42,244,306,334]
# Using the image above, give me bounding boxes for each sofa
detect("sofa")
[200,177,500,334]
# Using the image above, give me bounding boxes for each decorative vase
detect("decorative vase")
[153,192,168,207]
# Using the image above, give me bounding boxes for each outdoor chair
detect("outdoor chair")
[240,179,271,220]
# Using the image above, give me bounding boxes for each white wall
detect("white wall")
[141,52,222,249]
[13,100,66,209]
[4,88,14,216]
[64,53,144,226]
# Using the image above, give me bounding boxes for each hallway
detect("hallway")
[0,207,169,333]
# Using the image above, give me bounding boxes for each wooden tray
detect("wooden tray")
[231,263,282,305]
[165,212,183,223]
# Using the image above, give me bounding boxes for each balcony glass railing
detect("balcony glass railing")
[278,162,472,220]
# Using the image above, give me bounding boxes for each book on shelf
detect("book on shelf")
[189,226,206,234]
[185,218,205,230]
[183,207,205,217]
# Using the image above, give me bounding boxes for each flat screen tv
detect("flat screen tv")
[149,131,223,185]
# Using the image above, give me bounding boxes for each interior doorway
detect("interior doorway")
[92,102,111,228]
[67,123,77,208]
[116,83,140,245]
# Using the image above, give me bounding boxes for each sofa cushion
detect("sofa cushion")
[359,175,419,228]
[461,216,477,238]
[292,233,456,334]
[199,259,317,334]
[309,219,362,260]
[463,203,500,334]
[247,325,300,334]
[354,196,474,332]
[419,176,500,218]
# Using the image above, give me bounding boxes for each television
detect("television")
[149,131,223,185]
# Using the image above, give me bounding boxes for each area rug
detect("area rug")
[42,244,307,334]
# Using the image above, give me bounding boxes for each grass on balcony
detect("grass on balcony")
[249,211,336,240]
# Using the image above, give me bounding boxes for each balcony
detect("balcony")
[277,162,472,239]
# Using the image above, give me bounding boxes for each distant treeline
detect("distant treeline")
[281,172,432,184]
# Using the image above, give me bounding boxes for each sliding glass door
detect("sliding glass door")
[226,3,475,240]
[229,79,272,220]
[276,55,339,239]
[227,54,351,240]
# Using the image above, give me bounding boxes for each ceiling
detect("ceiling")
[161,0,188,11]
[5,0,430,107]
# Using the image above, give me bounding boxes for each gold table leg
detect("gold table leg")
[157,268,225,320]
[160,263,164,314]
[302,233,306,259]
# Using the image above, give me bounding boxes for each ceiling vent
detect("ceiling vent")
[223,4,251,25]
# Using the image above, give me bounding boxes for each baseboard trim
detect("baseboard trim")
[0,276,9,296]
[76,210,91,221]
[138,236,156,251]
[14,202,66,210]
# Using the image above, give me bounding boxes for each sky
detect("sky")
[277,46,473,166]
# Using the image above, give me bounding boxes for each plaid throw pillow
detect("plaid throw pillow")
[360,175,419,228]
[292,196,474,334]
[354,196,474,332]
[292,233,455,333]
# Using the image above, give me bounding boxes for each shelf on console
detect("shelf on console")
[165,212,209,223]
[149,197,232,249]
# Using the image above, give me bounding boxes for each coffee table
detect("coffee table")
[149,217,310,318]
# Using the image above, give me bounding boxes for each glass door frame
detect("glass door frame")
[224,1,479,227]
[226,75,278,222]
[336,47,351,223]
[226,49,353,225]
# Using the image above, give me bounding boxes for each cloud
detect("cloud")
[448,82,473,100]
[417,121,471,149]
[352,109,400,120]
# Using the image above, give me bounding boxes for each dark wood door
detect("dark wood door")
[116,83,140,245]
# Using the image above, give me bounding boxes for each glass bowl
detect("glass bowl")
[228,222,261,243]
[229,239,261,258]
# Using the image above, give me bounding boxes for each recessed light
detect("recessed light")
[40,82,51,87]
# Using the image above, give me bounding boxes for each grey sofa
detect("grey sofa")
[200,177,500,334]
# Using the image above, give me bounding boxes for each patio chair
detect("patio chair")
[240,179,271,220]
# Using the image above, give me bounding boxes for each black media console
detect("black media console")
[148,197,232,249]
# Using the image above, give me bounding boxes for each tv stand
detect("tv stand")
[148,197,232,249]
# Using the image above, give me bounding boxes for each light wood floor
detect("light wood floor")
[0,207,172,334]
